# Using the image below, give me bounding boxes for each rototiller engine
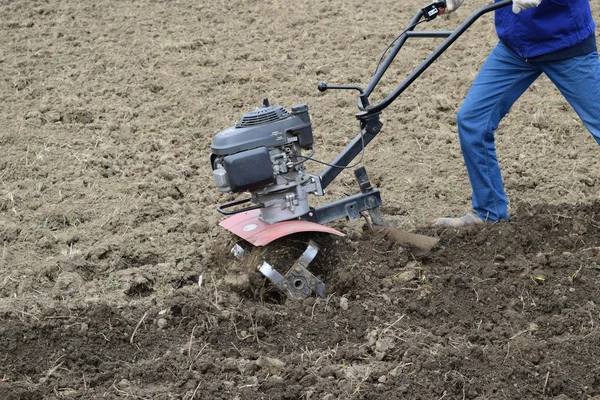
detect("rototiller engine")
[210,0,513,299]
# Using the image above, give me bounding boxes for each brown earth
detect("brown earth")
[2,0,600,399]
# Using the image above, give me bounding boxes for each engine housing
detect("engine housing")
[210,101,323,224]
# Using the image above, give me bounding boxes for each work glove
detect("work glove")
[512,0,542,14]
[443,0,463,14]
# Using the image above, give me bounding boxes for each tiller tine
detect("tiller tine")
[257,240,325,300]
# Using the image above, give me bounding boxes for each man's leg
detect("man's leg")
[540,51,600,145]
[456,42,542,222]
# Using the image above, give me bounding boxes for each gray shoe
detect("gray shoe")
[432,211,484,228]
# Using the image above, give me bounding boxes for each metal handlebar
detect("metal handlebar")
[356,0,513,113]
[315,0,513,191]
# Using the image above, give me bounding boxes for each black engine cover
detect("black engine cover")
[223,147,275,193]
[211,104,313,156]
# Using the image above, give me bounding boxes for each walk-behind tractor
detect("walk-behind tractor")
[210,0,513,299]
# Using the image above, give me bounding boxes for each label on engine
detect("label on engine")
[271,131,284,141]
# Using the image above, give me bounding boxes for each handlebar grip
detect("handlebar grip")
[423,1,448,20]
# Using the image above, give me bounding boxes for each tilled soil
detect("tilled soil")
[4,202,600,399]
[2,0,600,399]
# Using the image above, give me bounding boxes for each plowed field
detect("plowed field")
[2,0,600,399]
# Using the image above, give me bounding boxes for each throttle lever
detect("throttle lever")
[422,1,448,21]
